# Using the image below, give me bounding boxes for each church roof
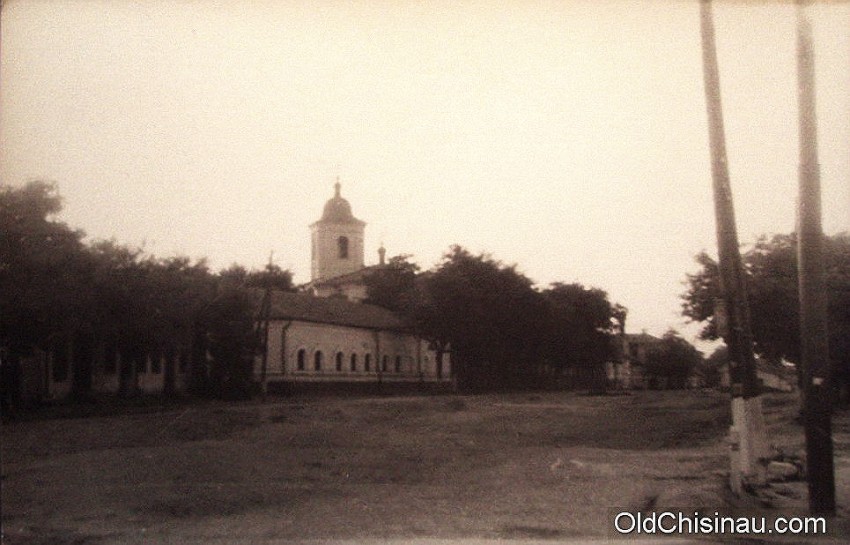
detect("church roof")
[316,181,365,225]
[306,264,379,289]
[262,290,408,331]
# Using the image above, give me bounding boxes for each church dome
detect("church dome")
[319,182,363,224]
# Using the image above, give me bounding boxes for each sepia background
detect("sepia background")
[2,0,849,347]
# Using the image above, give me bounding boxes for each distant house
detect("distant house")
[722,358,795,392]
[756,359,796,392]
[14,341,193,401]
[607,332,661,389]
[715,357,795,393]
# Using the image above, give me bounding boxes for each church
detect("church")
[19,182,451,401]
[253,181,452,393]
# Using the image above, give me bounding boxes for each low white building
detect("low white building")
[607,332,661,389]
[255,291,451,392]
[16,345,192,401]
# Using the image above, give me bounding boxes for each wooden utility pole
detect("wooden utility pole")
[256,287,271,400]
[699,0,768,492]
[795,0,835,516]
[256,251,275,400]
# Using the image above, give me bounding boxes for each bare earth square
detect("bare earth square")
[2,390,848,543]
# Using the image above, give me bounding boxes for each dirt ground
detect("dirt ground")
[2,390,848,543]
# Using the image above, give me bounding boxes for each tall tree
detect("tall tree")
[412,246,546,391]
[541,283,619,390]
[643,329,704,389]
[682,233,850,401]
[362,245,624,392]
[87,240,143,396]
[202,279,257,399]
[1,181,93,400]
[701,346,728,389]
[144,255,214,396]
[245,262,295,292]
[363,254,419,314]
[0,181,87,356]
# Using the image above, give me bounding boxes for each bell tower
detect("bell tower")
[310,180,366,281]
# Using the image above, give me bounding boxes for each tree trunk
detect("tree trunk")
[1,352,22,419]
[118,348,140,398]
[71,331,94,400]
[163,349,177,397]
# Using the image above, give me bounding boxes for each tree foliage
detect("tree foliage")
[701,346,728,388]
[643,329,703,389]
[245,262,295,292]
[365,245,623,392]
[363,254,419,314]
[681,232,850,390]
[416,246,547,390]
[1,181,294,402]
[201,284,257,399]
[542,282,618,368]
[0,181,87,354]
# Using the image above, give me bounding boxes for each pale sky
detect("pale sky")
[2,0,849,350]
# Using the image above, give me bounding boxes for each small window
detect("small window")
[395,356,402,373]
[364,353,371,372]
[382,355,388,372]
[297,349,306,371]
[314,350,323,371]
[338,236,349,259]
[137,355,147,374]
[350,353,357,372]
[335,351,343,372]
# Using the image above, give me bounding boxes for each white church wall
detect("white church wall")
[258,319,450,384]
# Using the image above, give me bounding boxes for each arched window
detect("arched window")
[394,355,402,373]
[350,353,357,372]
[364,354,371,372]
[382,355,388,372]
[297,349,306,371]
[335,351,343,372]
[338,236,349,259]
[314,350,323,371]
